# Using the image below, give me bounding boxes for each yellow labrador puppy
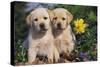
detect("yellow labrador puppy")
[26,8,59,64]
[52,8,75,61]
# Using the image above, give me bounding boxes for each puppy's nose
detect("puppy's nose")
[57,23,61,28]
[39,23,45,29]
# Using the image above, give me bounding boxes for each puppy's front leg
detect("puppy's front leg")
[47,45,54,64]
[53,47,60,63]
[47,52,53,64]
[62,42,75,61]
[28,47,37,64]
[67,42,75,55]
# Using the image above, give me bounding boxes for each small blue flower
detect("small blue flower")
[80,52,87,58]
[79,52,89,61]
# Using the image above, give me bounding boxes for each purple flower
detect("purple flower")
[80,52,89,61]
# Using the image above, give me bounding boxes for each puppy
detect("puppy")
[52,8,76,61]
[26,8,59,64]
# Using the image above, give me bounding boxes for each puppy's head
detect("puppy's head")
[26,8,52,33]
[52,8,73,31]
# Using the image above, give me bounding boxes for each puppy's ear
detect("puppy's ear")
[26,14,32,25]
[66,10,73,23]
[47,10,54,21]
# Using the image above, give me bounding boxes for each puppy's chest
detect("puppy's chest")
[55,35,69,46]
[56,31,72,42]
[31,36,52,55]
[30,34,53,49]
[55,34,71,52]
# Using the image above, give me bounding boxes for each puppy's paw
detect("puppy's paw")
[48,59,53,64]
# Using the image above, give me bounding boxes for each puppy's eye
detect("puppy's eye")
[53,17,57,20]
[34,18,38,21]
[44,17,48,20]
[62,17,66,20]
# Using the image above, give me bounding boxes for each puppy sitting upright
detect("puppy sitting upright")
[26,8,59,64]
[52,8,75,61]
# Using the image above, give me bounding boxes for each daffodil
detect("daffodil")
[74,19,87,33]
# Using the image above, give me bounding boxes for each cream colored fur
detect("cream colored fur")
[26,8,59,64]
[52,8,75,58]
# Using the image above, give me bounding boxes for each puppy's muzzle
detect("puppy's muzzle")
[39,23,47,32]
[57,23,62,30]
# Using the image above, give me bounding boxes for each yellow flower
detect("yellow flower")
[74,18,87,33]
